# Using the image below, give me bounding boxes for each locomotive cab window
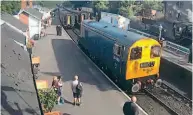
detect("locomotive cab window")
[150,45,161,58]
[114,44,122,56]
[130,47,142,60]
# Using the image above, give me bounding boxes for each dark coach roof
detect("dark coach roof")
[23,8,43,20]
[1,12,28,31]
[1,23,26,45]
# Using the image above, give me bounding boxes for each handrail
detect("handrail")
[162,41,190,57]
[164,41,190,53]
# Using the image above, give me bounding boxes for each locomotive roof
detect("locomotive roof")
[83,20,146,47]
[60,9,74,15]
[63,7,91,14]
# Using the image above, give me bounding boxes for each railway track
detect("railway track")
[144,83,192,115]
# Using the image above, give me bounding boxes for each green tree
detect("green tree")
[118,6,134,18]
[108,1,120,13]
[118,6,128,17]
[118,1,136,18]
[62,1,73,7]
[93,1,109,12]
[127,7,134,17]
[141,0,164,16]
[1,1,21,14]
[119,0,135,8]
[70,1,91,8]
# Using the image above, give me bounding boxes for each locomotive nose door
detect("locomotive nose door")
[113,43,123,82]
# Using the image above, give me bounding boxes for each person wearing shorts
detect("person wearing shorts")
[71,75,82,106]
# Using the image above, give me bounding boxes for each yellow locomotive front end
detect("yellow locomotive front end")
[126,38,161,91]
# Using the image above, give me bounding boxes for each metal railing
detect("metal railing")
[162,40,190,62]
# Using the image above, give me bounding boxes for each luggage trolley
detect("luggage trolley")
[32,56,40,79]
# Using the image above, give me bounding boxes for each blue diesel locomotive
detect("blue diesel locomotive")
[78,20,162,92]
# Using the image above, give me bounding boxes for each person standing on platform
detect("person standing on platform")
[57,76,63,105]
[173,22,176,37]
[71,75,83,106]
[59,25,62,36]
[56,25,59,36]
[123,96,139,115]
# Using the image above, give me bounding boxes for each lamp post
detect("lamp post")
[159,24,163,41]
[26,40,44,115]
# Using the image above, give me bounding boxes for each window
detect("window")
[130,47,142,60]
[150,46,161,58]
[113,44,122,56]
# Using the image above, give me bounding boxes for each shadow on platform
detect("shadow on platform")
[41,38,118,92]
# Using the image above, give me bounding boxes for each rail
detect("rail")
[144,82,192,115]
[144,89,178,115]
[161,83,192,108]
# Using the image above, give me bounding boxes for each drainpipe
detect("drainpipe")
[26,43,44,115]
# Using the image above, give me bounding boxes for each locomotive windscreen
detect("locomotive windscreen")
[130,47,142,60]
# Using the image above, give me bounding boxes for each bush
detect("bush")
[38,88,58,113]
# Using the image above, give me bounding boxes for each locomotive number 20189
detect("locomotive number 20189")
[140,61,155,68]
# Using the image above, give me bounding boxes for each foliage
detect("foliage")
[62,1,73,7]
[127,7,134,18]
[34,1,63,9]
[119,0,135,8]
[141,0,164,11]
[1,1,21,14]
[70,1,91,8]
[38,88,57,113]
[110,0,163,17]
[118,0,136,18]
[93,1,109,12]
[118,6,128,17]
[118,6,134,18]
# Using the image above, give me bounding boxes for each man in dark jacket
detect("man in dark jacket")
[58,25,62,36]
[123,96,139,115]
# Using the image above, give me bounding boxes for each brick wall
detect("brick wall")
[19,12,29,25]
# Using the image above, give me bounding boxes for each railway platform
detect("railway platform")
[32,25,148,115]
